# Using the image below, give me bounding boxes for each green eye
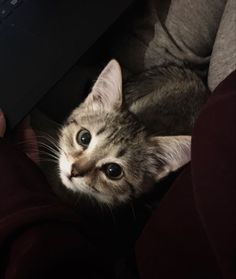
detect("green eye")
[103,163,123,180]
[76,129,91,147]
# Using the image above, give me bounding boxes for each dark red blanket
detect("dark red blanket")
[0,71,235,279]
[136,71,236,279]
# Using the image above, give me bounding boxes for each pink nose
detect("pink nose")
[70,164,81,177]
[70,159,95,179]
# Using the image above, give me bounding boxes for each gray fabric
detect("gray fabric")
[38,0,235,124]
[111,0,232,89]
[208,0,236,91]
[145,0,226,68]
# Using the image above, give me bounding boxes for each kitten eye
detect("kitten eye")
[102,163,123,180]
[76,129,91,147]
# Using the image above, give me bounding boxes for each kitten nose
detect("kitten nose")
[70,160,94,178]
[70,164,81,178]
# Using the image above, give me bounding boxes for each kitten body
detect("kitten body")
[125,64,208,135]
[58,60,208,206]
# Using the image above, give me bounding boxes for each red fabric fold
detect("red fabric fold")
[136,70,236,279]
[0,139,114,279]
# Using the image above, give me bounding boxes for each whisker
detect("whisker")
[38,152,59,161]
[97,201,106,217]
[38,143,60,155]
[39,158,59,164]
[38,148,59,157]
[107,204,116,225]
[130,202,137,220]
[16,138,60,157]
[35,131,61,149]
[37,134,59,148]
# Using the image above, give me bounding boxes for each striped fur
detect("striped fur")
[58,60,208,206]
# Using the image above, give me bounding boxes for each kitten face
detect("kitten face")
[59,109,149,205]
[58,60,191,206]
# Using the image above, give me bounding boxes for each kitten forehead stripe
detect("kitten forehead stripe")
[116,148,127,158]
[96,126,106,136]
[65,118,78,126]
[107,129,117,140]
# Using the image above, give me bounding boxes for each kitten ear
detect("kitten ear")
[147,136,191,181]
[84,59,122,111]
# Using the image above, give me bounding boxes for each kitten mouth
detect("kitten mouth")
[62,173,101,194]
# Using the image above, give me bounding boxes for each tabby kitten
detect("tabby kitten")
[58,60,208,206]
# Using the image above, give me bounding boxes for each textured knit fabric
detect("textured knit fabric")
[111,0,236,93]
[208,0,236,90]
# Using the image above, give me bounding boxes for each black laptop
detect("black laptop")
[0,0,133,129]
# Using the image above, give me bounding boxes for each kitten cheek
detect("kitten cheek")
[60,173,75,191]
[59,153,71,173]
